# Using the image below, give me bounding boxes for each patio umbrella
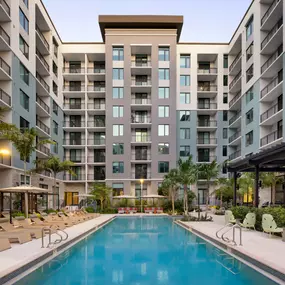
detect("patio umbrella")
[140,194,166,206]
[0,185,51,223]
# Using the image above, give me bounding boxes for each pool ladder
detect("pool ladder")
[41,227,69,248]
[216,223,242,246]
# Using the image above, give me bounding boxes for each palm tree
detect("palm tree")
[177,156,198,215]
[90,183,112,211]
[238,172,254,205]
[214,177,233,206]
[198,160,219,209]
[261,172,283,205]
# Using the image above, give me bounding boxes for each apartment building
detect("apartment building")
[0,0,283,206]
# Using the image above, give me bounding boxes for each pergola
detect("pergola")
[227,143,285,207]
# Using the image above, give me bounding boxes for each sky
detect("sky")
[42,0,252,43]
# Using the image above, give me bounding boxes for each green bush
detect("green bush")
[43,208,57,214]
[100,208,117,214]
[162,200,184,214]
[85,206,95,213]
[12,212,25,218]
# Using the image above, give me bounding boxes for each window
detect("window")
[22,0,29,8]
[158,87,169,99]
[158,47,169,61]
[180,92,190,104]
[20,116,29,131]
[135,183,147,197]
[223,111,228,121]
[246,64,254,82]
[39,184,48,190]
[53,62,58,76]
[113,47,124,61]
[113,106,124,118]
[159,68,169,80]
[20,90,29,111]
[113,143,124,155]
[223,55,228,68]
[223,146,227,156]
[180,128,190,139]
[65,192,79,206]
[180,54,190,68]
[113,68,124,80]
[180,110,190,121]
[19,35,29,59]
[223,75,228,86]
[20,62,29,85]
[51,140,58,154]
[53,82,58,96]
[113,183,124,196]
[158,162,169,173]
[246,42,254,61]
[113,162,124,174]
[246,130,253,146]
[158,143,169,154]
[180,146,190,157]
[20,175,30,185]
[223,128,228,139]
[180,75,190,86]
[113,87,124,99]
[53,100,58,115]
[246,16,253,40]
[223,93,228,104]
[53,121,58,134]
[53,38,58,57]
[158,125,169,136]
[246,108,253,125]
[113,125,123,136]
[158,106,169,117]
[246,87,254,103]
[19,9,29,33]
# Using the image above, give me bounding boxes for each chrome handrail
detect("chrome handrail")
[221,224,242,246]
[215,223,233,239]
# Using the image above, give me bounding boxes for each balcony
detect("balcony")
[0,0,10,22]
[132,171,151,179]
[229,130,241,144]
[197,68,217,81]
[197,120,217,131]
[63,67,85,81]
[131,135,151,144]
[36,144,50,156]
[63,85,85,96]
[197,155,217,163]
[131,60,152,75]
[36,118,50,136]
[87,121,106,128]
[197,102,217,110]
[229,111,241,127]
[87,67,105,81]
[261,18,283,54]
[63,139,85,146]
[260,130,283,147]
[0,88,10,106]
[261,0,282,30]
[64,174,85,181]
[36,25,49,55]
[63,121,85,129]
[64,156,86,163]
[0,56,10,79]
[229,71,241,92]
[87,138,105,146]
[131,151,151,162]
[260,73,283,101]
[87,85,105,93]
[87,155,106,163]
[260,103,283,125]
[36,95,50,115]
[63,103,85,114]
[197,84,217,92]
[36,49,49,76]
[229,91,242,109]
[87,173,106,181]
[0,26,10,51]
[131,80,152,92]
[131,115,151,126]
[0,153,11,166]
[36,72,50,95]
[87,103,105,110]
[229,52,242,75]
[131,97,151,106]
[261,44,283,77]
[229,150,241,161]
[197,138,217,146]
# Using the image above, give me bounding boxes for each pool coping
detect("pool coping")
[175,220,285,284]
[0,216,116,285]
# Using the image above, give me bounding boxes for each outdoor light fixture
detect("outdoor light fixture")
[0,149,10,155]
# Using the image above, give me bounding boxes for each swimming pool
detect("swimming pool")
[15,217,277,285]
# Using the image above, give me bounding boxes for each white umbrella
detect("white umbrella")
[113,195,136,199]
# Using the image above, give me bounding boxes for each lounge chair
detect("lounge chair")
[157,207,163,214]
[0,237,11,251]
[239,212,256,230]
[118,208,124,214]
[31,216,66,230]
[0,222,42,239]
[225,210,236,224]
[14,218,57,234]
[0,231,31,244]
[262,214,283,236]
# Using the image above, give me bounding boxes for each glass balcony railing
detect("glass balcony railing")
[63,121,85,128]
[229,150,241,160]
[132,135,151,143]
[0,26,10,45]
[131,60,151,67]
[229,91,242,108]
[260,130,283,147]
[63,85,85,92]
[36,72,50,92]
[197,103,217,109]
[64,174,85,181]
[197,120,217,127]
[197,155,217,163]
[261,73,283,98]
[261,18,283,50]
[0,56,10,75]
[87,173,106,180]
[261,44,283,74]
[197,68,217,74]
[0,0,10,16]
[197,138,217,144]
[131,80,152,86]
[229,71,241,90]
[131,115,151,123]
[36,95,50,113]
[87,121,106,128]
[229,130,241,143]
[261,0,281,26]
[63,67,85,74]
[36,25,50,51]
[63,139,85,146]
[131,98,151,104]
[87,138,105,145]
[36,118,50,135]
[87,85,105,92]
[63,103,85,110]
[64,156,86,163]
[229,111,241,125]
[229,51,241,73]
[0,88,11,106]
[260,103,283,123]
[36,49,49,71]
[197,84,217,92]
[36,144,50,156]
[87,67,105,74]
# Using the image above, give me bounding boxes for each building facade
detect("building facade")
[0,0,283,205]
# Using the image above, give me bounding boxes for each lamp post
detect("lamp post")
[0,149,10,213]
[140,179,144,213]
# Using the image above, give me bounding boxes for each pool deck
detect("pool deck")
[0,214,116,283]
[179,214,285,284]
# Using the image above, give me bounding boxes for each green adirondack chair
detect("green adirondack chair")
[262,214,283,236]
[225,210,236,224]
[240,212,256,230]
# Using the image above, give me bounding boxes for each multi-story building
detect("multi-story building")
[0,0,283,206]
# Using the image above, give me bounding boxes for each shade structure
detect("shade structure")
[141,194,166,206]
[74,194,95,198]
[113,195,136,199]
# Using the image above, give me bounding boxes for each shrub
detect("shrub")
[162,200,184,214]
[12,212,25,218]
[100,208,117,214]
[43,208,57,214]
[85,206,95,213]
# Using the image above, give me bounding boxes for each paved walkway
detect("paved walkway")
[0,214,115,279]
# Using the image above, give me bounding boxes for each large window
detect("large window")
[158,143,169,154]
[20,174,30,185]
[158,47,169,61]
[113,106,124,118]
[113,125,123,136]
[113,183,124,196]
[180,92,190,104]
[159,68,170,80]
[53,121,58,135]
[223,93,228,104]
[20,62,29,85]
[20,90,29,111]
[223,111,228,121]
[158,87,169,99]
[180,110,190,121]
[246,64,254,82]
[223,75,228,86]
[113,68,124,80]
[246,87,254,104]
[223,55,228,68]
[113,47,124,61]
[113,87,124,99]
[180,54,190,68]
[53,100,58,115]
[65,192,79,206]
[223,146,227,156]
[246,131,253,146]
[22,0,29,8]
[158,106,169,118]
[113,143,124,155]
[180,75,190,86]
[19,35,29,59]
[246,42,254,61]
[113,162,124,174]
[158,125,169,136]
[158,162,169,173]
[180,128,190,139]
[19,9,29,34]
[246,16,253,40]
[223,128,228,139]
[20,116,29,131]
[246,108,253,125]
[53,141,58,154]
[180,146,190,157]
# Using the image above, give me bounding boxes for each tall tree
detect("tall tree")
[261,172,283,205]
[177,156,198,215]
[237,172,254,204]
[90,183,112,211]
[214,177,234,206]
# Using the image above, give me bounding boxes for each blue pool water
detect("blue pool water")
[15,217,277,285]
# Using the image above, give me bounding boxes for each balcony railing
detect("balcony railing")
[261,0,281,26]
[131,98,151,105]
[261,18,283,50]
[131,115,151,123]
[197,68,217,74]
[260,103,283,123]
[87,138,105,145]
[87,103,105,110]
[36,25,50,51]
[63,85,85,92]
[260,130,283,147]
[132,171,151,179]
[36,72,50,92]
[197,84,217,92]
[36,118,50,135]
[197,103,217,109]
[261,44,283,74]
[229,71,241,90]
[64,156,86,163]
[63,139,85,146]
[63,67,85,74]
[87,67,105,74]
[36,49,49,71]
[197,155,217,163]
[0,0,10,16]
[87,121,106,128]
[0,88,10,106]
[229,130,241,143]
[87,173,106,180]
[229,111,241,125]
[229,51,241,73]
[197,120,217,127]
[197,138,217,144]
[63,121,85,128]
[36,144,50,156]
[64,174,85,181]
[131,80,152,86]
[229,91,242,108]
[63,103,85,110]
[89,155,106,163]
[87,85,105,92]
[0,56,10,75]
[131,60,151,67]
[36,95,50,113]
[0,153,11,166]
[261,73,283,98]
[132,135,151,143]
[229,150,241,161]
[132,152,151,160]
[0,26,10,45]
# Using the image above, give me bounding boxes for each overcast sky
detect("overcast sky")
[42,0,252,43]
